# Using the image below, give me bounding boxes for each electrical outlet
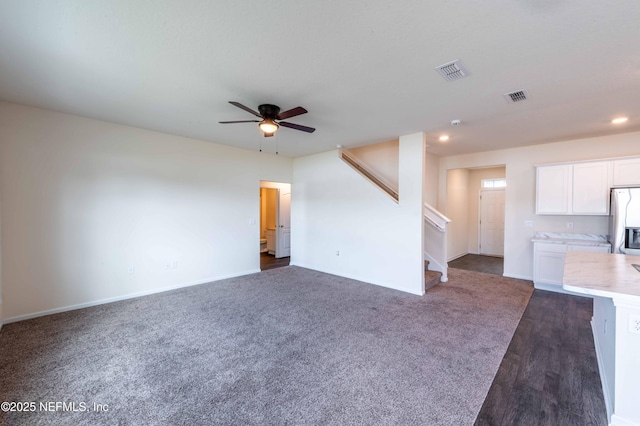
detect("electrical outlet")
[566,222,574,230]
[336,250,340,256]
[524,220,533,228]
[171,260,178,269]
[629,314,640,335]
[128,267,136,275]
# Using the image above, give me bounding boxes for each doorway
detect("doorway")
[259,181,291,271]
[445,166,506,267]
[479,188,505,256]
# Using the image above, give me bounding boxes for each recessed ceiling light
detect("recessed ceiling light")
[439,135,450,142]
[612,117,628,124]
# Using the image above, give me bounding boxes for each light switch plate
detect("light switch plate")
[629,314,640,335]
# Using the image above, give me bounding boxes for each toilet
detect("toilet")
[260,238,267,253]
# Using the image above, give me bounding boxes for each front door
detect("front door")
[479,189,505,256]
[276,189,291,258]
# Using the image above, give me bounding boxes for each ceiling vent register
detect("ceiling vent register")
[504,90,529,103]
[435,60,469,81]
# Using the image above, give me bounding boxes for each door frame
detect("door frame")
[275,188,291,258]
[259,181,292,261]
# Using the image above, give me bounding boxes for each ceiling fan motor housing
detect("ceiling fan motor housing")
[258,104,280,119]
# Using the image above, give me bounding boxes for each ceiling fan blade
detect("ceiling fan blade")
[277,106,307,120]
[229,101,262,117]
[219,120,260,124]
[279,121,316,133]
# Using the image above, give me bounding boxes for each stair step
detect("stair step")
[425,270,442,291]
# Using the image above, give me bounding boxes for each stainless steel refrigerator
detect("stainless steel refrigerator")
[610,187,640,255]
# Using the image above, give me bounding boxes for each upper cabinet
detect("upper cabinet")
[572,161,611,214]
[536,161,611,215]
[536,165,571,214]
[612,158,640,187]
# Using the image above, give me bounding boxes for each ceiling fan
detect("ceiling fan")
[219,101,316,137]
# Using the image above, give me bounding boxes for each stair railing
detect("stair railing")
[424,203,450,282]
[339,149,399,202]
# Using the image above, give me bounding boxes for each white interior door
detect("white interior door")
[479,189,505,256]
[276,189,291,258]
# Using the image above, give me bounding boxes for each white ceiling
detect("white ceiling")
[1,1,639,158]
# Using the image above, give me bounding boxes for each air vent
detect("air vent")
[504,90,529,103]
[435,60,469,81]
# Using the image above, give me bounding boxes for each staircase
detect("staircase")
[338,142,450,291]
[339,148,398,202]
[424,202,451,283]
[425,260,443,290]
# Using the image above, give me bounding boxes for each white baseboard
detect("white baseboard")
[611,414,637,426]
[591,320,613,423]
[447,252,468,262]
[289,262,424,296]
[2,269,261,325]
[533,282,592,297]
[503,272,533,281]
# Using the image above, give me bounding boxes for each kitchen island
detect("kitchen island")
[563,251,640,426]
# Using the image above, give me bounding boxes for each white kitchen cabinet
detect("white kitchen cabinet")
[572,161,610,214]
[536,161,610,215]
[533,243,567,286]
[536,165,571,214]
[612,157,640,187]
[533,241,611,290]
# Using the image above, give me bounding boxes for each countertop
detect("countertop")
[531,232,611,248]
[563,251,640,300]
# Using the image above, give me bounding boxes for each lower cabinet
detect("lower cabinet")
[533,242,611,290]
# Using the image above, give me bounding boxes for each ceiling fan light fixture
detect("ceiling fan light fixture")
[259,119,279,134]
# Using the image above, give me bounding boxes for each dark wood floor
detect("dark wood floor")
[260,252,290,271]
[475,290,607,425]
[449,254,503,276]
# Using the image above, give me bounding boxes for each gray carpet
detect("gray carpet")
[0,266,532,425]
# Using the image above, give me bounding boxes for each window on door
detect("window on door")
[482,178,506,189]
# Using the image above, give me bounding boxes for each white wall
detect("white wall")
[0,102,293,321]
[291,133,425,295]
[345,139,399,190]
[423,151,439,207]
[446,168,469,260]
[438,131,640,279]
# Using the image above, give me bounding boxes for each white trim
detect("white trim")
[3,269,261,324]
[503,272,533,281]
[424,251,448,282]
[591,319,613,423]
[423,202,451,230]
[533,282,592,297]
[611,414,637,426]
[534,153,640,168]
[447,252,468,262]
